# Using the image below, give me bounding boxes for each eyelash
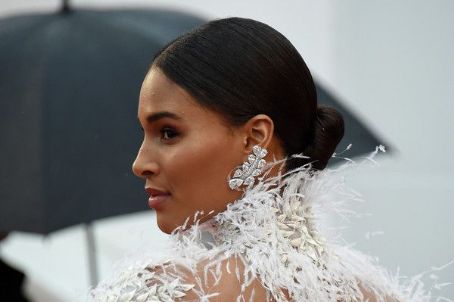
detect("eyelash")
[140,126,179,141]
[160,127,179,140]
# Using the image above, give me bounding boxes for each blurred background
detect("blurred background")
[0,0,453,301]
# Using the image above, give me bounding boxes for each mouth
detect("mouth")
[145,187,171,210]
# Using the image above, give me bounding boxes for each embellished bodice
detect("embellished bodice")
[89,161,435,302]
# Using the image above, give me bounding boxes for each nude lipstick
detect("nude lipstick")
[145,188,171,210]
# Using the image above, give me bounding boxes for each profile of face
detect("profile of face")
[132,67,282,234]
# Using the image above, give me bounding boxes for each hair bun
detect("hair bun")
[303,106,344,170]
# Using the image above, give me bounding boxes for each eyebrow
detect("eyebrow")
[139,111,182,124]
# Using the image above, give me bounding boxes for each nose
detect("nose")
[132,142,159,178]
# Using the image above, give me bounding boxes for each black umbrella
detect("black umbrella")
[0,2,389,284]
[0,3,390,232]
[0,5,205,233]
[0,2,206,285]
[316,84,390,163]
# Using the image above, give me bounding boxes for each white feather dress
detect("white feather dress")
[89,150,444,302]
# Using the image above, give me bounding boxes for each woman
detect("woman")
[91,17,431,301]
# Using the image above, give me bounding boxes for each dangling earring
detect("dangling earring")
[228,145,268,190]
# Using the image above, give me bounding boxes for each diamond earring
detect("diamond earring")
[228,145,268,190]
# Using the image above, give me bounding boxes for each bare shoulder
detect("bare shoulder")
[359,283,399,302]
[147,260,400,302]
[171,256,273,302]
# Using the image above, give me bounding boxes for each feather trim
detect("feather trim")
[89,148,450,302]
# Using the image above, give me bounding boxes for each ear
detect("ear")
[241,114,274,154]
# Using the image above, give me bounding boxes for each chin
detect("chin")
[155,210,215,234]
[156,215,183,234]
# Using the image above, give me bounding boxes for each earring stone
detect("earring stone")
[229,145,268,190]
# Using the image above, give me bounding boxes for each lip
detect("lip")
[145,187,171,210]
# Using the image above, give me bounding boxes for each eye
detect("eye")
[160,127,179,141]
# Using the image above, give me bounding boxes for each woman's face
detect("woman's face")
[132,68,247,234]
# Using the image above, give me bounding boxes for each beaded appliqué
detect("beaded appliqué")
[229,145,268,190]
[91,265,195,302]
[271,198,325,266]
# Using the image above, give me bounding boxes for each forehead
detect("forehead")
[138,68,234,131]
[139,68,194,115]
[138,68,235,134]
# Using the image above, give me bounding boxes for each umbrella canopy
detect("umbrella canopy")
[316,84,389,159]
[0,6,389,234]
[0,6,205,234]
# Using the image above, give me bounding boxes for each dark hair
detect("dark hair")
[152,17,344,171]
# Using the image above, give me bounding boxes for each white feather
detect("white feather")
[89,151,450,302]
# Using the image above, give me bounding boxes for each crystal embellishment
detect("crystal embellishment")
[229,145,268,190]
[272,200,326,267]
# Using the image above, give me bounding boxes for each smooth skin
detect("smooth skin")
[132,67,285,234]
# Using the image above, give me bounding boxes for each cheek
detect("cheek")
[167,131,241,209]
